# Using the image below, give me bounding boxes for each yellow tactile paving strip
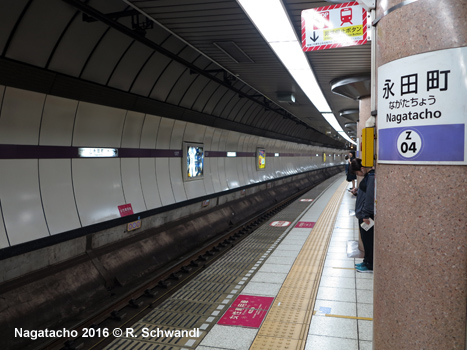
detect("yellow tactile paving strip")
[250,180,348,350]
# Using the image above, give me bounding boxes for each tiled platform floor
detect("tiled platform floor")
[197,177,373,350]
[305,184,373,350]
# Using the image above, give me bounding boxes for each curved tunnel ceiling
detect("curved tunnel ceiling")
[0,0,371,148]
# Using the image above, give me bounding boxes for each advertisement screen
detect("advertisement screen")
[257,148,266,170]
[183,142,204,181]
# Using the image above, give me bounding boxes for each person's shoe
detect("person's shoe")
[355,262,365,268]
[356,265,373,273]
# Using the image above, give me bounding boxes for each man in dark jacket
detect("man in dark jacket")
[350,158,375,273]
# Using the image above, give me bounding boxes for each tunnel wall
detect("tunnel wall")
[0,85,345,251]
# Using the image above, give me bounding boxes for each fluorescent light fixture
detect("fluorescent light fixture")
[322,112,343,132]
[236,0,356,145]
[78,148,118,158]
[338,131,355,143]
[275,153,280,157]
[227,152,237,157]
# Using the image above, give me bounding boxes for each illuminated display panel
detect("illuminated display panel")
[257,148,266,170]
[183,142,204,181]
[78,148,118,158]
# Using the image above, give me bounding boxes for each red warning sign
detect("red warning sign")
[217,295,274,328]
[295,221,316,228]
[118,203,134,217]
[269,221,291,227]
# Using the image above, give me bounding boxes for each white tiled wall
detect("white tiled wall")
[0,86,346,248]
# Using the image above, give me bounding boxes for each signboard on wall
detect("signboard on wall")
[118,204,134,217]
[256,148,266,170]
[301,1,367,51]
[183,142,205,181]
[377,47,467,164]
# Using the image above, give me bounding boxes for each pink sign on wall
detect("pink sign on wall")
[118,204,134,217]
[295,221,316,228]
[217,295,274,328]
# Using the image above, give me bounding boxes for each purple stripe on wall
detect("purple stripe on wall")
[0,145,79,159]
[0,145,333,159]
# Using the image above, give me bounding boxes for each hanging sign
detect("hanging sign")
[377,47,467,164]
[301,1,367,51]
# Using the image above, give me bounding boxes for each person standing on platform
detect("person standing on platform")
[347,151,357,192]
[350,158,375,273]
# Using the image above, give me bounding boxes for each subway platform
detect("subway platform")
[104,173,373,350]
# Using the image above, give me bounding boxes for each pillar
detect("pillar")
[373,1,467,349]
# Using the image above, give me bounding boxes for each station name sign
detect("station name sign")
[377,47,467,165]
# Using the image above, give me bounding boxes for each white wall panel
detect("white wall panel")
[209,129,222,192]
[140,114,161,149]
[121,111,145,148]
[169,120,187,202]
[155,117,173,148]
[72,158,125,226]
[273,141,280,176]
[155,158,175,205]
[39,95,77,146]
[0,204,9,249]
[202,127,215,195]
[183,122,206,143]
[0,87,45,145]
[0,160,49,245]
[265,139,275,179]
[217,130,229,191]
[73,102,125,147]
[140,158,162,210]
[244,135,256,184]
[225,131,241,189]
[39,159,81,234]
[155,117,174,206]
[237,135,247,186]
[121,158,146,213]
[183,122,208,199]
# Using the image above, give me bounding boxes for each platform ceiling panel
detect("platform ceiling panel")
[0,0,372,148]
[124,0,370,141]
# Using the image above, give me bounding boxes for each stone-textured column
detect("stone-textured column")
[373,1,467,349]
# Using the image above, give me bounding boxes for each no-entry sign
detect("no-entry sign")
[301,1,367,51]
